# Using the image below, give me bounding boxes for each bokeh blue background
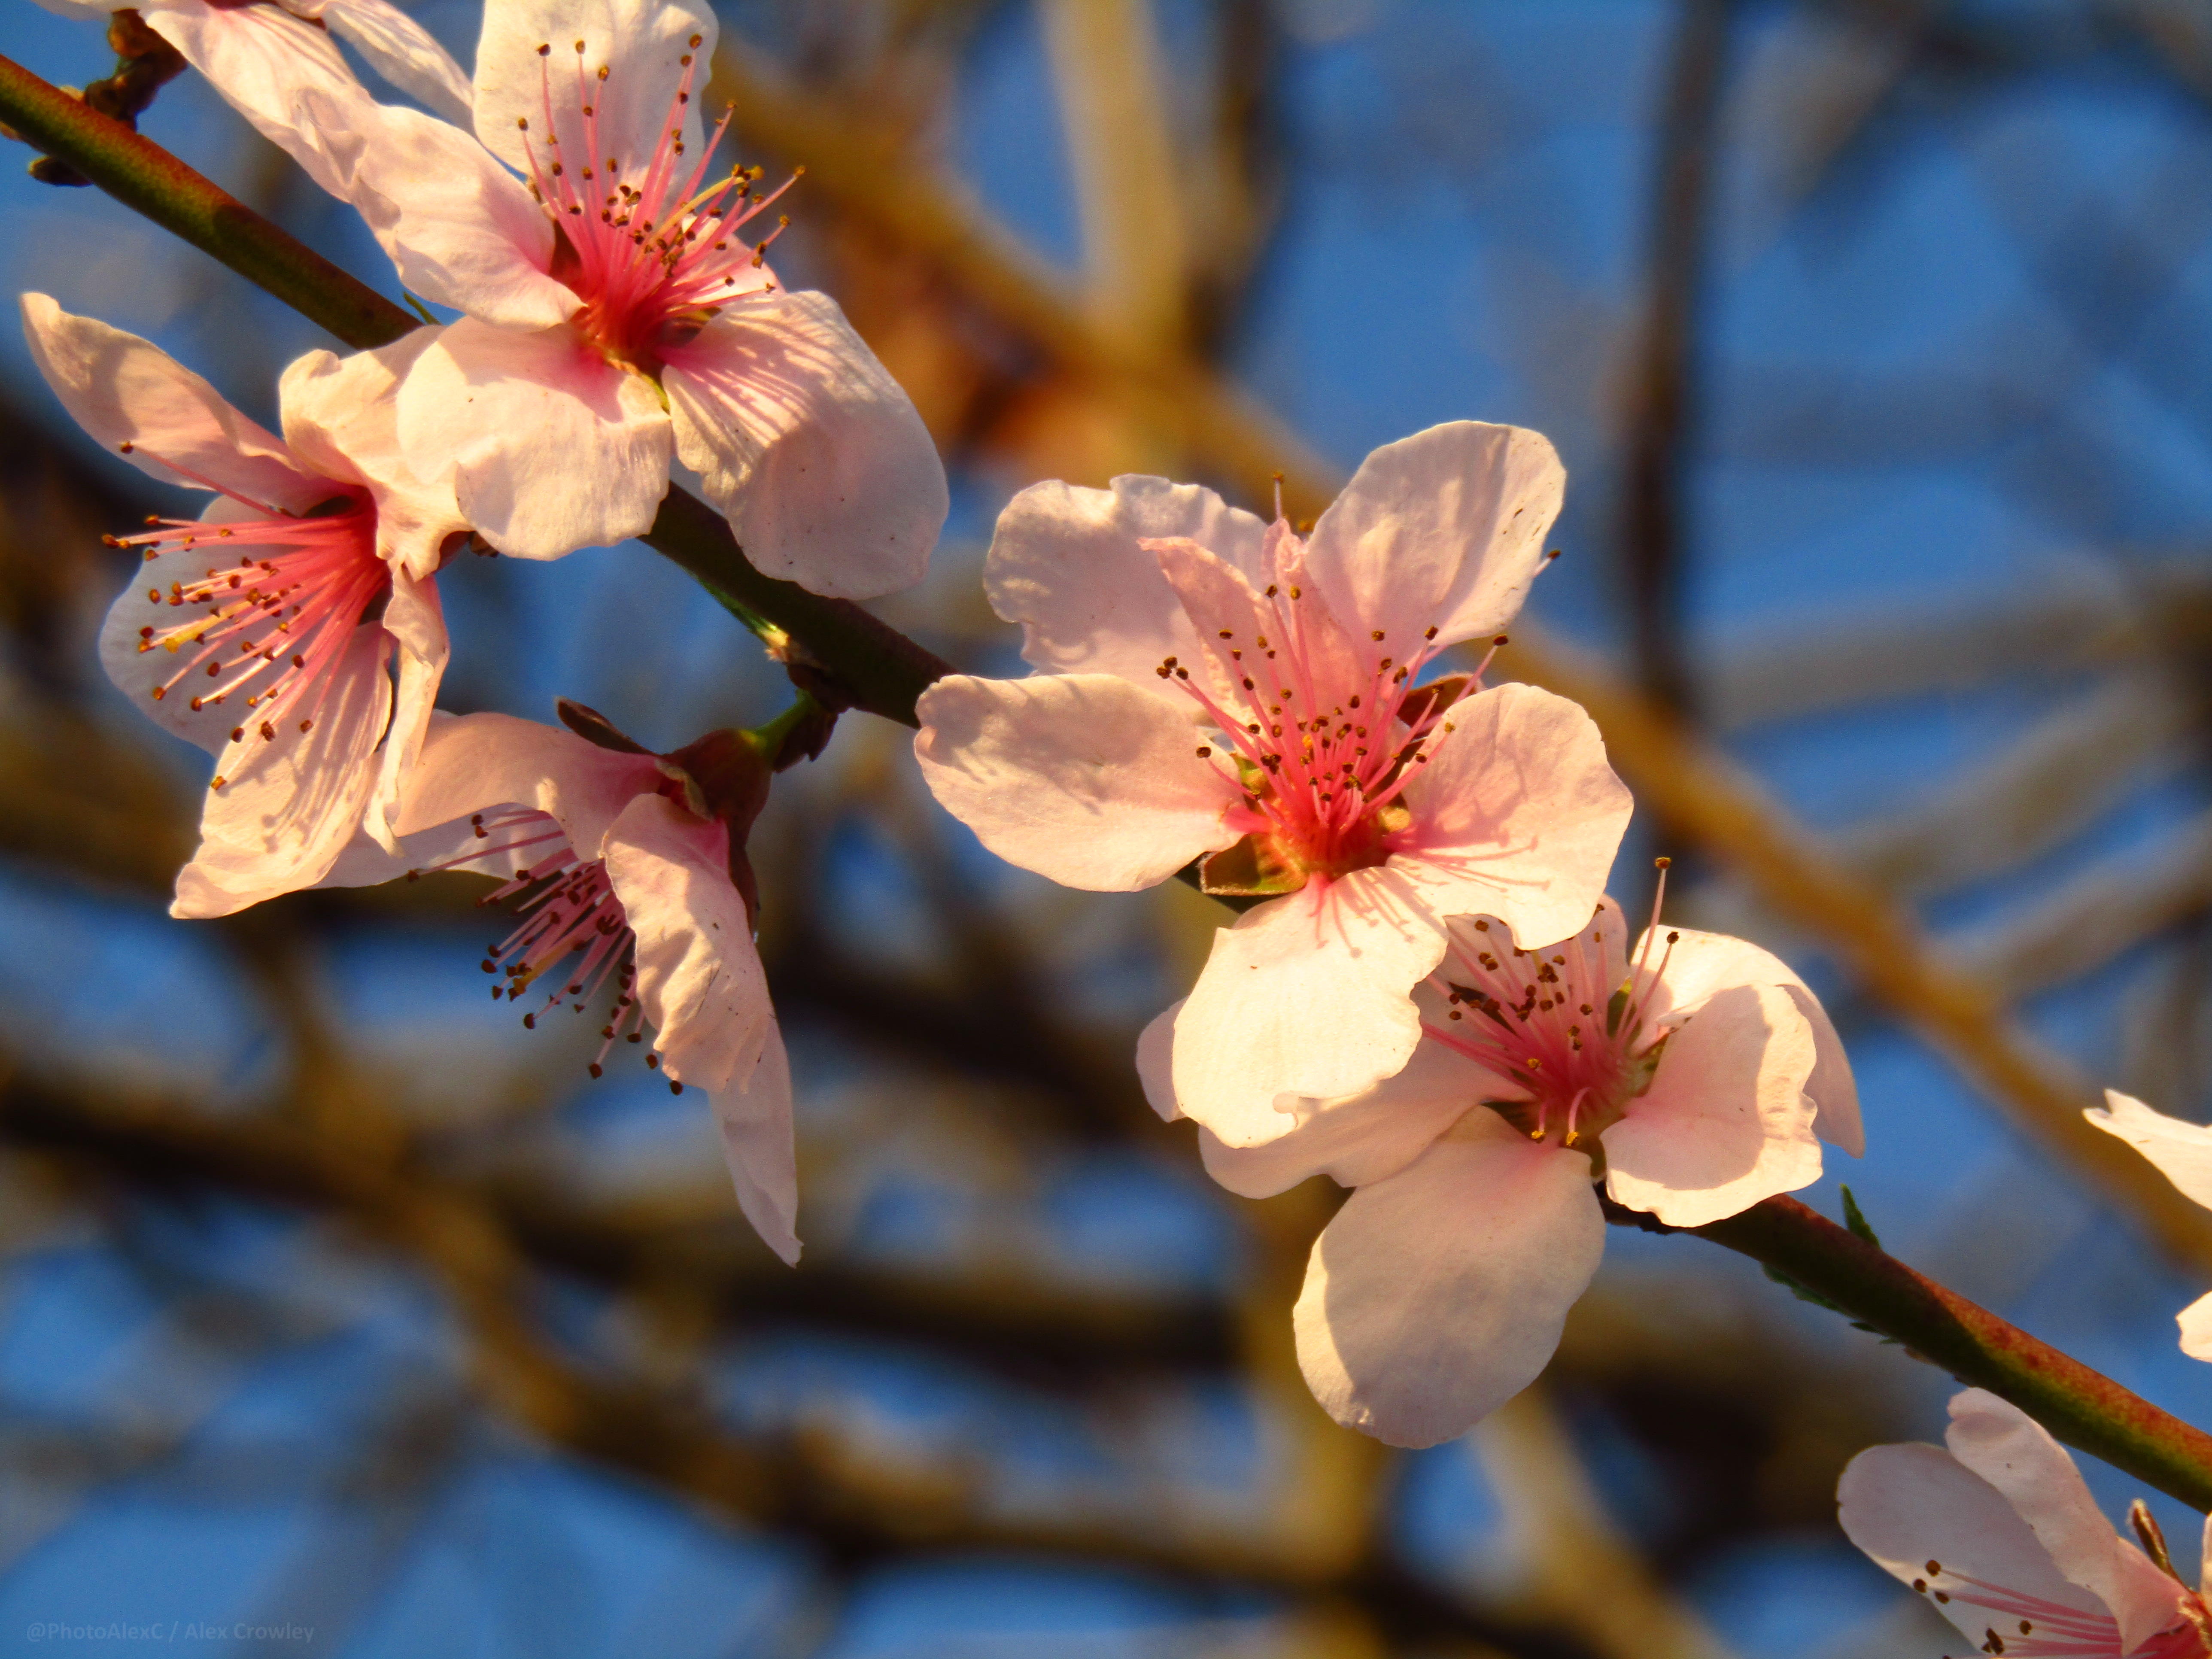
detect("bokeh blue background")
[1,0,2209,1654]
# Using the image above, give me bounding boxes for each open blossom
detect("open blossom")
[1840,1389,2211,1658]
[1147,882,1860,1446]
[916,422,1632,1139]
[22,294,464,918]
[30,0,473,157]
[234,0,949,582]
[2086,1091,2212,1361]
[325,709,798,1261]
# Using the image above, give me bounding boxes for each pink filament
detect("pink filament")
[516,36,792,369]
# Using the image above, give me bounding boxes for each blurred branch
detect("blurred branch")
[1620,0,1733,714]
[1472,1386,1739,1659]
[1669,1194,2212,1511]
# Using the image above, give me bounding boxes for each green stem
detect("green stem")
[0,52,954,726]
[1678,1195,2212,1511]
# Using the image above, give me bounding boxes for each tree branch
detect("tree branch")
[0,53,954,727]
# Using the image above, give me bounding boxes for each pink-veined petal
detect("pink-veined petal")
[1171,865,1445,1147]
[305,95,574,328]
[1302,421,1564,658]
[278,330,467,582]
[140,3,375,204]
[1199,1034,1478,1200]
[1602,981,1821,1228]
[1639,925,1863,1158]
[602,793,770,1094]
[1838,1439,2118,1652]
[364,571,447,851]
[22,295,325,513]
[1945,1389,2189,1653]
[171,625,394,918]
[2085,1090,2212,1213]
[711,1018,799,1265]
[983,474,1271,702]
[396,317,670,558]
[303,0,475,120]
[914,673,1241,890]
[392,710,664,857]
[661,291,947,600]
[1149,535,1365,717]
[472,0,712,177]
[1292,1112,1604,1447]
[1392,682,1632,956]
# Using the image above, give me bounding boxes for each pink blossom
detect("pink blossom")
[21,294,464,918]
[2086,1091,2212,1362]
[30,0,474,167]
[1840,1389,2210,1658]
[1144,885,1860,1446]
[915,423,1632,1137]
[325,710,798,1261]
[252,0,947,583]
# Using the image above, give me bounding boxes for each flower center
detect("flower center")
[112,458,388,788]
[516,36,792,374]
[1157,533,1469,888]
[411,808,676,1089]
[1907,1555,2192,1657]
[1425,872,1682,1156]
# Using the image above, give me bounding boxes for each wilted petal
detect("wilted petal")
[1945,1389,2188,1653]
[171,625,394,918]
[662,292,947,599]
[1838,1439,2116,1650]
[1293,1112,1604,1447]
[1602,981,1821,1228]
[1302,421,1564,656]
[397,318,670,558]
[711,1020,799,1265]
[1170,866,1442,1148]
[1393,682,1632,955]
[984,474,1270,699]
[22,295,325,513]
[602,793,770,1094]
[914,673,1240,890]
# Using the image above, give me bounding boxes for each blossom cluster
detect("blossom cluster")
[32,1,2212,1638]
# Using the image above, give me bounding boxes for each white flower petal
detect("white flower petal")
[1945,1389,2188,1653]
[2181,1291,2212,1363]
[662,292,947,600]
[365,571,448,851]
[1640,925,1863,1157]
[1302,421,1564,655]
[1838,1439,2115,1650]
[473,0,713,178]
[1293,1113,1603,1447]
[1199,1034,1476,1199]
[1393,682,1632,955]
[603,793,771,1094]
[2085,1089,2212,1212]
[22,295,325,513]
[170,625,394,918]
[393,711,663,857]
[305,95,574,328]
[396,318,671,559]
[711,1020,799,1265]
[307,0,475,120]
[1602,981,1822,1228]
[1136,999,1181,1122]
[983,474,1269,699]
[914,673,1241,890]
[1170,866,1443,1147]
